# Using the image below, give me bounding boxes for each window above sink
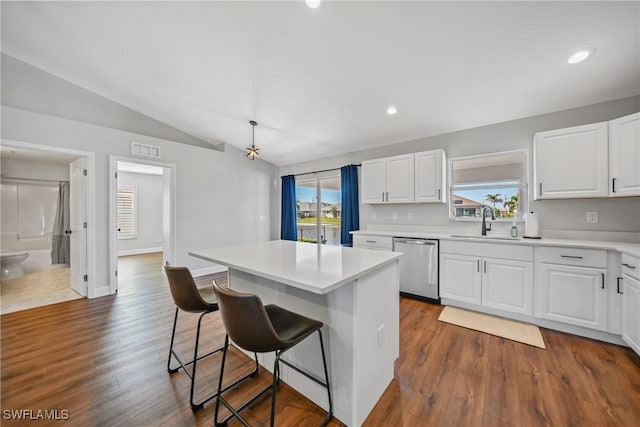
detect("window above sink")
[449,149,528,222]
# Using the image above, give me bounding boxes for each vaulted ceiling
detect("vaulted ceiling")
[2,1,638,166]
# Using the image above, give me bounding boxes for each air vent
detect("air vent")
[130,142,161,158]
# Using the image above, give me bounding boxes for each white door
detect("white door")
[440,253,481,304]
[70,157,87,296]
[361,159,386,204]
[385,154,414,203]
[621,275,640,355]
[538,263,607,331]
[534,122,608,199]
[414,149,445,203]
[609,112,640,197]
[482,258,533,315]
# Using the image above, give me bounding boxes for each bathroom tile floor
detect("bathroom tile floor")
[0,267,82,315]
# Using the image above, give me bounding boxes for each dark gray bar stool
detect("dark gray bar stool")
[164,263,258,410]
[212,281,333,427]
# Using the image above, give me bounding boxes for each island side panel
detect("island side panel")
[228,268,357,426]
[354,260,400,426]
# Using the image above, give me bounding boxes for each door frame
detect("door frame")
[109,155,176,293]
[1,138,96,297]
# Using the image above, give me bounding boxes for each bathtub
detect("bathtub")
[20,248,68,273]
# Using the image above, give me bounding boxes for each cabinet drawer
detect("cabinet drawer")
[537,246,607,268]
[353,234,393,250]
[622,254,640,280]
[440,240,532,262]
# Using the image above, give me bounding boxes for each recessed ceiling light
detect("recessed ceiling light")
[568,47,596,64]
[305,0,322,9]
[386,106,398,115]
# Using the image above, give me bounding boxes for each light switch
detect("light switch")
[408,212,414,220]
[586,211,599,224]
[392,212,398,220]
[371,212,376,220]
[377,325,384,349]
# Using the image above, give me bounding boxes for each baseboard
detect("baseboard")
[191,265,228,277]
[118,247,163,257]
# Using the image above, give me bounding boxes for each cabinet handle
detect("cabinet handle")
[438,189,441,200]
[366,240,377,243]
[477,259,480,272]
[612,177,617,193]
[617,277,623,294]
[382,192,385,202]
[539,182,542,196]
[561,255,583,259]
[622,263,636,269]
[483,260,487,273]
[601,273,605,289]
[386,192,389,202]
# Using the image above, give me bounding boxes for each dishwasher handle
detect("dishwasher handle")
[394,238,437,245]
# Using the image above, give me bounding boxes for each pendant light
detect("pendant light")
[246,120,259,160]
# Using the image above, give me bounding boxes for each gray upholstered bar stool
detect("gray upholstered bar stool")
[212,281,333,427]
[164,263,258,410]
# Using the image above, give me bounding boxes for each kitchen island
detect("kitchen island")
[190,240,401,426]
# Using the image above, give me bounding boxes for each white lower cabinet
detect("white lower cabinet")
[621,254,640,355]
[440,241,533,315]
[538,263,607,331]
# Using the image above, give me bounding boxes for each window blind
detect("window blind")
[117,186,136,238]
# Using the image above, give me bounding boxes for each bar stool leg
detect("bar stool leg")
[167,307,180,373]
[189,311,207,410]
[318,329,333,426]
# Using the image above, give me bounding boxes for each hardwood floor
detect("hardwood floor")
[2,252,639,426]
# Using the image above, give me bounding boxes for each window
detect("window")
[449,150,527,221]
[117,186,137,239]
[295,175,341,245]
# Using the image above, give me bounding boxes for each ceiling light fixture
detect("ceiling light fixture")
[568,47,596,64]
[386,106,398,115]
[305,0,322,9]
[246,120,260,160]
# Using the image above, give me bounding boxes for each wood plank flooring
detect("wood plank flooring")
[2,252,639,426]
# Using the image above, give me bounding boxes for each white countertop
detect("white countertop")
[189,240,401,295]
[351,230,640,257]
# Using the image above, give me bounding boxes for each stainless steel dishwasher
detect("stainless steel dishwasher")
[393,237,439,302]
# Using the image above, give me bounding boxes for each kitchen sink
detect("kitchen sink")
[449,234,523,241]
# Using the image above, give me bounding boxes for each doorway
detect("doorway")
[0,140,95,313]
[109,156,176,293]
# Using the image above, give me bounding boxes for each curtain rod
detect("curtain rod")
[282,163,361,178]
[1,176,69,184]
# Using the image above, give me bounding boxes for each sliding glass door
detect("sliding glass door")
[295,175,341,245]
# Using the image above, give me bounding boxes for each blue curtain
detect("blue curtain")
[281,175,297,241]
[340,165,360,246]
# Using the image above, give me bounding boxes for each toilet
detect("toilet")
[1,251,29,280]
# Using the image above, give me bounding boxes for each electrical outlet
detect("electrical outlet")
[371,212,376,220]
[586,211,599,224]
[408,212,414,220]
[377,325,384,349]
[392,212,398,220]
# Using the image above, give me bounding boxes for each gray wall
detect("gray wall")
[280,96,640,233]
[117,171,164,255]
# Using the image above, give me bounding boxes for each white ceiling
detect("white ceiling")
[2,1,638,166]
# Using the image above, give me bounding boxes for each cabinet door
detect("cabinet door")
[482,258,533,315]
[609,112,640,197]
[538,263,607,331]
[361,159,386,204]
[621,274,640,355]
[385,154,414,203]
[440,253,481,304]
[415,149,446,203]
[534,122,608,199]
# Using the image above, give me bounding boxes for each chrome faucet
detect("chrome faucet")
[481,206,495,236]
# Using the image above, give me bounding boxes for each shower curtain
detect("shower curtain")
[51,182,70,265]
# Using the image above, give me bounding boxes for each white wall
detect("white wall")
[279,96,640,235]
[1,157,70,181]
[116,171,164,255]
[2,105,279,296]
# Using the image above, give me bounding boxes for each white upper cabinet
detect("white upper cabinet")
[361,154,414,204]
[414,149,447,203]
[534,122,609,199]
[609,112,640,197]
